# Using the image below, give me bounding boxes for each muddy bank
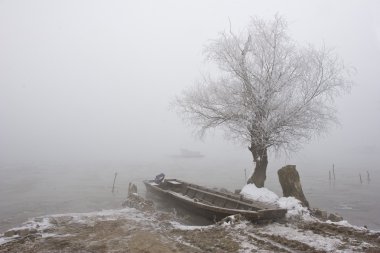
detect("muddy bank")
[1,196,380,252]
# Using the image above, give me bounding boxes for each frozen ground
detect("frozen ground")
[1,198,379,252]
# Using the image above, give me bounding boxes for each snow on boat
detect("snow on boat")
[143,179,287,221]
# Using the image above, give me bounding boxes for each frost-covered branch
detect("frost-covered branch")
[174,15,352,187]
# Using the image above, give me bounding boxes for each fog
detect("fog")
[1,0,380,173]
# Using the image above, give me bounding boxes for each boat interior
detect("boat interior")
[148,179,278,211]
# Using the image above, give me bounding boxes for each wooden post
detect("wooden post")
[332,164,336,180]
[128,182,138,196]
[112,172,118,193]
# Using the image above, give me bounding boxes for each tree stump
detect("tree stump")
[278,165,309,207]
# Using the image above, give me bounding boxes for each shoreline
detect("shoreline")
[1,195,379,253]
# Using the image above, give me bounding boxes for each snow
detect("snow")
[277,196,310,218]
[170,221,210,231]
[167,180,182,185]
[41,233,59,238]
[169,191,195,202]
[0,217,53,245]
[241,184,310,219]
[240,184,279,204]
[7,216,53,232]
[0,235,19,246]
[260,223,343,252]
[236,234,259,252]
[53,207,149,223]
[326,220,368,231]
[0,207,152,246]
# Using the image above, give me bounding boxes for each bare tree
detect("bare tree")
[175,16,352,188]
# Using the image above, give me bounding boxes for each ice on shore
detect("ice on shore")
[0,207,150,246]
[170,221,210,231]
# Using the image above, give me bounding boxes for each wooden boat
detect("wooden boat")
[143,179,287,221]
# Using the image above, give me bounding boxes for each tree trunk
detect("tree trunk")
[247,146,268,188]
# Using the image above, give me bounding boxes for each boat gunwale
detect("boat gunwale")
[170,179,278,210]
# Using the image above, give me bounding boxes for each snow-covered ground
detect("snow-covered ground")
[1,188,379,252]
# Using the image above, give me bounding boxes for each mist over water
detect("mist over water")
[1,159,379,233]
[1,0,380,235]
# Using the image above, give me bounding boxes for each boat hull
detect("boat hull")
[143,179,286,222]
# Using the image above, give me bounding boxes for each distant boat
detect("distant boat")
[171,149,204,158]
[143,179,287,221]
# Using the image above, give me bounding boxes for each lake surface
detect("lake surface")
[0,161,379,233]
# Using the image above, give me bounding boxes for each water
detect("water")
[0,162,379,233]
[301,169,380,229]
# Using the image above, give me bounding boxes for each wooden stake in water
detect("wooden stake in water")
[367,171,371,182]
[332,164,336,180]
[112,172,118,193]
[359,173,362,184]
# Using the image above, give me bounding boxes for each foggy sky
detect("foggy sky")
[1,0,379,172]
